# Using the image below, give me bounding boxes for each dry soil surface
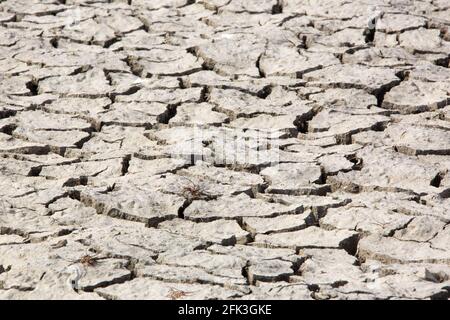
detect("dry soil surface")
[0,0,450,300]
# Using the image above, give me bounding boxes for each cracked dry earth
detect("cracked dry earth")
[0,0,450,301]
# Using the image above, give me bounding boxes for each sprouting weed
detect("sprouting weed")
[180,177,211,201]
[78,254,99,267]
[167,288,193,300]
